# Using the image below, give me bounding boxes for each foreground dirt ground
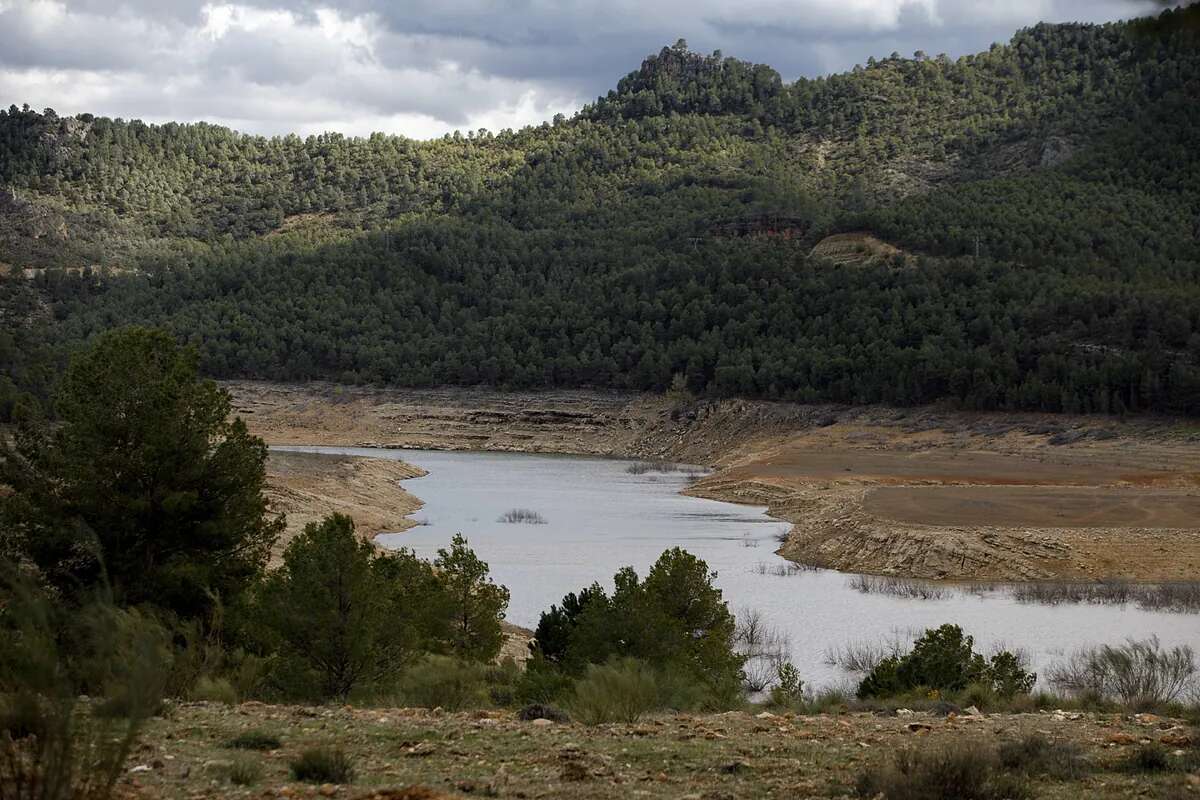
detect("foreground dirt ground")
[232,381,1200,581]
[119,702,1198,799]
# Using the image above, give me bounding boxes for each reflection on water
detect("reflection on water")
[275,446,1198,688]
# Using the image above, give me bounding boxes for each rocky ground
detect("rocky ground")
[118,701,1198,799]
[231,381,1200,582]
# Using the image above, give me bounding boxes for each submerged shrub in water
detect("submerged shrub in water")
[498,508,547,524]
[1048,636,1197,707]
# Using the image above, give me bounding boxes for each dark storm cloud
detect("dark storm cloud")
[0,0,1163,137]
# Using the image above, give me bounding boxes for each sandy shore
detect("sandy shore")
[264,449,425,561]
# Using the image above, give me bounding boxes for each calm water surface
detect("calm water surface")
[277,446,1198,688]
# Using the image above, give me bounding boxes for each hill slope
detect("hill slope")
[1,12,1199,416]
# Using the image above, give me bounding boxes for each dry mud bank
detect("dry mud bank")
[233,381,1200,581]
[264,450,425,560]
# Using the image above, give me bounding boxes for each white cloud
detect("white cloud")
[0,0,1157,139]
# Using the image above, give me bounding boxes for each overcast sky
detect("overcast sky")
[0,0,1160,139]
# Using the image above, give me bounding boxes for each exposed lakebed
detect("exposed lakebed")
[276,446,1198,688]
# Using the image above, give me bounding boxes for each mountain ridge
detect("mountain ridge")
[1,12,1198,417]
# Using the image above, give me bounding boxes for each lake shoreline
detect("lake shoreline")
[268,444,1197,689]
[238,380,1200,583]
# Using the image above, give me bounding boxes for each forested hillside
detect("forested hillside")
[2,9,1199,416]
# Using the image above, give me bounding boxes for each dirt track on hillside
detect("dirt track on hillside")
[232,381,1200,581]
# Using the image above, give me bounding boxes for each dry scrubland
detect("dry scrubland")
[113,701,1198,800]
[235,381,1200,581]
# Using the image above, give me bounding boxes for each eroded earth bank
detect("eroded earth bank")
[241,381,1200,582]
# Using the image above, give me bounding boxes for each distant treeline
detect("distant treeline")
[1,11,1198,415]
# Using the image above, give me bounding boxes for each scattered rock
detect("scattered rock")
[720,760,751,774]
[530,717,554,727]
[319,784,338,797]
[1105,732,1139,745]
[353,789,458,800]
[895,709,915,717]
[929,701,961,717]
[905,723,933,733]
[128,765,152,773]
[518,703,570,723]
[1160,732,1192,748]
[404,742,436,757]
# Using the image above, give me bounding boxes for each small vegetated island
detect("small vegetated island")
[2,7,1200,800]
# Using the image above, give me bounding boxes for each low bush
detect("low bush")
[290,747,355,784]
[1122,742,1173,773]
[226,757,263,787]
[398,654,490,711]
[515,659,575,705]
[857,625,1035,700]
[1048,637,1197,708]
[767,662,806,709]
[189,676,238,705]
[569,658,660,725]
[225,730,281,751]
[997,733,1089,780]
[483,658,521,706]
[855,741,1031,800]
[0,573,170,800]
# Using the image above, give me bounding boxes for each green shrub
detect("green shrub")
[569,658,660,725]
[655,667,723,712]
[858,626,1035,700]
[1123,742,1173,773]
[290,747,355,784]
[855,742,1031,800]
[225,730,281,751]
[515,658,575,705]
[958,682,997,711]
[226,756,263,786]
[768,662,805,709]
[1048,637,1197,707]
[189,676,238,705]
[989,651,1037,697]
[0,692,48,741]
[806,687,851,714]
[398,654,490,711]
[484,658,521,707]
[0,573,170,800]
[531,550,744,697]
[997,733,1088,780]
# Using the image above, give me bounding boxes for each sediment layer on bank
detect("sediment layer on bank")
[234,381,1200,581]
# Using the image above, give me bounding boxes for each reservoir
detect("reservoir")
[277,446,1198,689]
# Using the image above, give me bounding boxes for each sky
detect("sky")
[0,0,1162,140]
